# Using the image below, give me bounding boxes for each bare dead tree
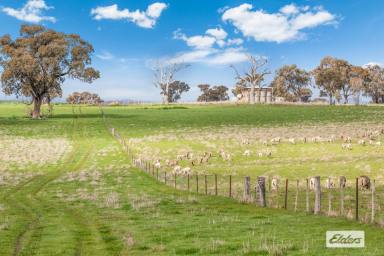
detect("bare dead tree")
[152,61,189,104]
[231,55,270,104]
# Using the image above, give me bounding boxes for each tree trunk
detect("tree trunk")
[329,94,333,105]
[32,98,42,119]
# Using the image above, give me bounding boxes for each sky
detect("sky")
[0,0,384,102]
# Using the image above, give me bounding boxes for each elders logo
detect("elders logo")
[326,231,365,248]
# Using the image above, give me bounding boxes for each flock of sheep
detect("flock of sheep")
[132,126,384,180]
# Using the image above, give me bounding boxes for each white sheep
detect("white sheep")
[358,139,366,145]
[243,150,251,157]
[341,143,352,150]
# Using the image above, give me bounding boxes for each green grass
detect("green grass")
[0,103,384,255]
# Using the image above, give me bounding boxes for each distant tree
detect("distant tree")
[0,25,100,118]
[231,55,270,104]
[197,84,229,102]
[312,57,344,105]
[66,91,102,105]
[231,82,246,99]
[363,65,384,103]
[152,61,189,104]
[270,65,311,102]
[313,57,367,104]
[166,81,190,103]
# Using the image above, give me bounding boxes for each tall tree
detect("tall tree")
[363,65,384,103]
[270,65,311,102]
[0,25,100,118]
[312,57,343,105]
[197,84,229,102]
[231,55,270,104]
[166,81,190,103]
[153,61,189,104]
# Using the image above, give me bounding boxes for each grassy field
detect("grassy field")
[0,103,384,255]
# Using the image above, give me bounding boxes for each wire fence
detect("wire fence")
[104,115,384,227]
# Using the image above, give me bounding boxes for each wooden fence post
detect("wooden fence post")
[306,178,309,212]
[294,180,299,212]
[257,176,266,207]
[355,177,359,221]
[205,175,208,195]
[229,175,232,198]
[244,176,251,200]
[314,176,321,215]
[215,174,218,196]
[196,174,199,193]
[371,179,376,224]
[339,176,346,216]
[284,179,288,209]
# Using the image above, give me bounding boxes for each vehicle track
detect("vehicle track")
[2,110,117,255]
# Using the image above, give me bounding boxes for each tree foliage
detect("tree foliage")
[0,25,100,118]
[271,65,311,102]
[152,61,189,104]
[197,84,229,102]
[231,55,270,104]
[363,65,384,103]
[164,80,190,103]
[66,91,103,105]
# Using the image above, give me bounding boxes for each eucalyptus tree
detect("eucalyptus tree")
[271,64,311,102]
[153,61,189,104]
[363,65,384,103]
[0,25,100,118]
[231,55,270,104]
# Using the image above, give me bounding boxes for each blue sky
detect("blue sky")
[0,0,384,102]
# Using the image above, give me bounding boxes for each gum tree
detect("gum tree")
[0,25,100,118]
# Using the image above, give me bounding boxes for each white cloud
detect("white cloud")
[96,51,115,60]
[222,3,337,43]
[174,27,243,50]
[363,62,383,68]
[2,0,56,23]
[206,28,228,40]
[91,2,168,29]
[171,26,248,65]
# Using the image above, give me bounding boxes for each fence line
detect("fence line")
[104,121,384,227]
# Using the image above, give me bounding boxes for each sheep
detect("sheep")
[359,176,371,190]
[309,177,316,190]
[325,178,335,189]
[261,140,268,146]
[288,138,296,144]
[358,139,366,146]
[271,177,280,191]
[241,138,250,145]
[243,150,251,157]
[181,167,191,175]
[173,165,181,174]
[341,143,352,150]
[257,152,264,158]
[154,160,161,169]
[344,136,352,143]
[271,137,281,144]
[375,141,382,146]
[176,154,184,161]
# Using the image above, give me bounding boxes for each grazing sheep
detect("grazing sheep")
[344,136,352,143]
[358,139,366,146]
[271,137,281,144]
[261,140,268,146]
[375,141,382,146]
[309,177,316,190]
[271,177,280,191]
[359,176,371,190]
[176,154,184,161]
[181,167,191,175]
[241,138,250,145]
[288,138,295,144]
[243,150,251,157]
[325,178,335,189]
[257,152,263,158]
[173,165,181,174]
[341,143,352,150]
[154,160,161,169]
